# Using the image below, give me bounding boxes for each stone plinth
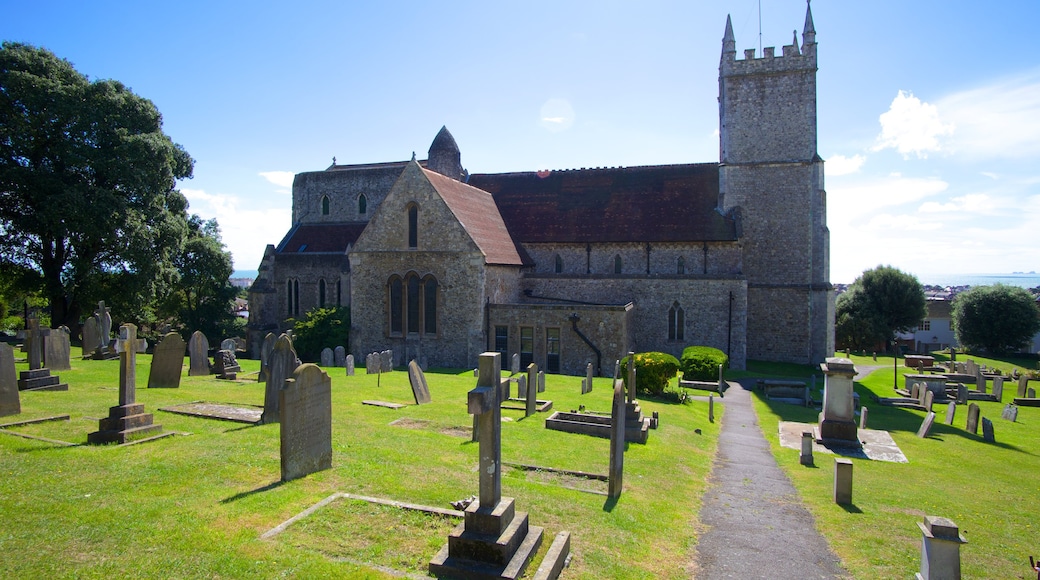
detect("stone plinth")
[87,403,162,444]
[17,368,68,391]
[833,458,853,505]
[818,357,859,445]
[915,516,966,580]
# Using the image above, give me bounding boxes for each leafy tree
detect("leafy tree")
[953,284,1040,355]
[158,216,241,343]
[620,352,680,397]
[0,42,193,331]
[290,307,350,363]
[836,266,925,351]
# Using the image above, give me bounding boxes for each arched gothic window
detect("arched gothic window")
[387,273,438,336]
[407,204,418,248]
[554,254,563,274]
[358,194,367,215]
[286,278,300,317]
[668,301,685,341]
[321,195,330,215]
[614,254,623,274]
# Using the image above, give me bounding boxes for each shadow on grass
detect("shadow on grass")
[221,479,285,503]
[602,496,619,512]
[839,503,863,514]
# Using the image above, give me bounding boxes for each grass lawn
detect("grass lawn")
[748,352,1040,579]
[0,352,719,579]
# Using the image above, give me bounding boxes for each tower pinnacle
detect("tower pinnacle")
[802,0,816,51]
[722,14,736,58]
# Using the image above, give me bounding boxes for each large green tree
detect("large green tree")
[835,265,926,351]
[0,42,193,330]
[953,284,1040,355]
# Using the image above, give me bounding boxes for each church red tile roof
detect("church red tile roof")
[277,222,368,253]
[468,163,737,243]
[422,168,528,266]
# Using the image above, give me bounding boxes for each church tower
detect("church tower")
[718,3,833,364]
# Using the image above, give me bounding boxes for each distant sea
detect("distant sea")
[917,273,1040,289]
[232,270,258,280]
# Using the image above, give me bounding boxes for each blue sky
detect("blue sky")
[4,1,1040,284]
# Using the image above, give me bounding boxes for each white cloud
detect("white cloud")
[181,187,291,271]
[873,90,954,158]
[829,174,948,211]
[937,69,1040,159]
[541,117,566,124]
[259,171,295,191]
[918,193,993,214]
[539,98,575,133]
[826,154,865,176]
[981,172,1000,180]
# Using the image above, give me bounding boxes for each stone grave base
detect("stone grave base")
[1013,397,1040,407]
[158,401,262,424]
[362,400,406,409]
[87,403,162,444]
[544,410,650,444]
[501,398,553,413]
[779,421,907,463]
[17,369,68,391]
[429,497,545,580]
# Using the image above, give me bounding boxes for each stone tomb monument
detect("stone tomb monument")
[261,334,300,425]
[212,349,241,380]
[16,319,68,391]
[430,352,557,580]
[87,324,163,444]
[147,332,186,389]
[0,343,21,417]
[408,360,431,405]
[817,358,859,446]
[188,331,210,376]
[279,364,332,482]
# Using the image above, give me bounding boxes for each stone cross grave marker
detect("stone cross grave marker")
[82,316,100,359]
[966,403,980,434]
[916,412,936,438]
[0,343,20,417]
[608,377,627,500]
[993,376,1004,402]
[188,331,210,376]
[945,402,956,425]
[258,332,276,382]
[526,362,538,417]
[147,332,185,389]
[470,352,506,508]
[116,325,137,406]
[262,334,300,425]
[334,346,345,367]
[26,318,43,371]
[408,360,431,405]
[320,348,334,367]
[87,323,162,444]
[981,417,995,443]
[279,363,332,482]
[345,354,354,376]
[43,326,71,371]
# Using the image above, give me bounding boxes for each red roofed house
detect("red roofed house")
[247,5,834,373]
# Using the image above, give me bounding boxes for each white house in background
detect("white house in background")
[909,298,1040,354]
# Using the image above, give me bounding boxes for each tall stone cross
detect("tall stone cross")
[95,301,112,343]
[26,318,45,371]
[468,352,507,508]
[114,323,138,407]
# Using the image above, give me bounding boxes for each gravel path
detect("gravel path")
[692,380,848,579]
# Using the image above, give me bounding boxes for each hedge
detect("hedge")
[680,346,728,381]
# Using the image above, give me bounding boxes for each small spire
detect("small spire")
[801,0,816,53]
[332,156,336,165]
[804,0,816,35]
[723,14,735,45]
[411,151,416,161]
[722,14,736,58]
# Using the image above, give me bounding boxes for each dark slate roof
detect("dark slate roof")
[422,168,528,266]
[468,163,737,243]
[277,222,368,254]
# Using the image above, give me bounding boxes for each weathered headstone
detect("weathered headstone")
[16,320,68,392]
[0,343,20,417]
[910,383,920,400]
[956,383,968,405]
[923,389,934,411]
[799,431,813,466]
[981,417,995,443]
[380,349,393,372]
[220,338,237,353]
[966,403,980,434]
[526,363,538,417]
[992,376,1004,402]
[1017,375,1029,398]
[511,353,520,375]
[538,370,545,394]
[334,346,346,367]
[279,363,332,482]
[859,406,868,430]
[82,316,100,359]
[516,374,527,399]
[1000,403,1018,422]
[430,351,550,579]
[95,301,112,346]
[945,402,956,425]
[212,349,241,380]
[366,352,378,374]
[188,331,210,376]
[976,370,987,393]
[708,394,715,423]
[584,362,593,394]
[613,359,621,380]
[147,332,185,389]
[43,326,71,371]
[1029,387,1036,399]
[258,332,276,382]
[608,378,627,499]
[261,334,299,425]
[87,324,162,444]
[408,360,431,405]
[916,516,967,580]
[345,354,354,376]
[916,412,936,438]
[834,458,853,505]
[320,348,334,367]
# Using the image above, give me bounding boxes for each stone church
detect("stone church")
[247,5,834,375]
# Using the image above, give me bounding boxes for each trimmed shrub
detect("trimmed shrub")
[620,352,680,397]
[680,346,728,381]
[290,307,350,363]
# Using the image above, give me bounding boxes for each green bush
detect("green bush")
[680,346,728,381]
[290,307,350,363]
[620,352,680,397]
